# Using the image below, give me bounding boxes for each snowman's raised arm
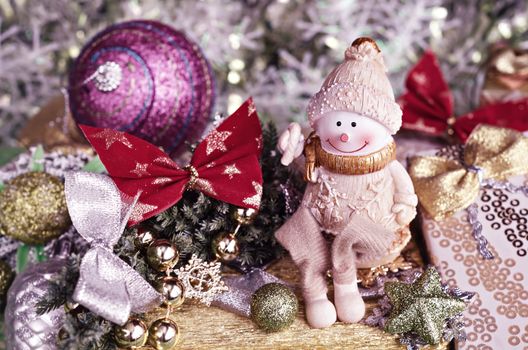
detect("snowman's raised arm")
[389,160,418,225]
[389,160,418,206]
[278,122,305,166]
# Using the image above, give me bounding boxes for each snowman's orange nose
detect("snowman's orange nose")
[340,133,349,142]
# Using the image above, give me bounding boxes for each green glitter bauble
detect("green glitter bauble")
[250,283,298,332]
[0,172,70,244]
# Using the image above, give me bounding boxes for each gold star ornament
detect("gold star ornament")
[384,267,466,345]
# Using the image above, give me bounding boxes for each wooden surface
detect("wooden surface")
[138,240,448,350]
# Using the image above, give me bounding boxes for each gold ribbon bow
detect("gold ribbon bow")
[409,125,528,220]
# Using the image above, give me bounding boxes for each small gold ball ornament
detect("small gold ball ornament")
[114,317,149,348]
[212,232,240,262]
[0,172,70,244]
[64,299,85,318]
[147,318,180,350]
[250,283,298,332]
[232,207,258,225]
[0,260,14,308]
[146,239,179,272]
[134,227,155,249]
[156,276,185,307]
[64,300,79,310]
[57,328,69,341]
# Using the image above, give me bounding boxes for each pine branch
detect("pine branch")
[35,255,80,315]
[36,121,304,348]
[35,283,67,315]
[120,121,305,269]
[58,313,117,350]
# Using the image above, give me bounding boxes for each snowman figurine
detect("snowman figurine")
[276,37,418,328]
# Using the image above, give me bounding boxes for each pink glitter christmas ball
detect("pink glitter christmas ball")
[68,20,215,156]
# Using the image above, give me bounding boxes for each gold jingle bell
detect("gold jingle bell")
[146,239,180,272]
[134,227,155,249]
[212,232,240,262]
[148,318,180,350]
[114,317,149,348]
[232,207,258,226]
[156,276,185,307]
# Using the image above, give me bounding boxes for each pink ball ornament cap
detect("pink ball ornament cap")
[68,20,215,156]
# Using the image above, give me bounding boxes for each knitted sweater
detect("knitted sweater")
[303,165,400,234]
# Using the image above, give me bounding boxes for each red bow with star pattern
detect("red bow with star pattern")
[80,98,263,226]
[400,51,528,142]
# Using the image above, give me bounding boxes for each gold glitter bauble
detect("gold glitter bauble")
[146,239,179,272]
[212,232,239,262]
[0,172,70,244]
[250,283,298,332]
[156,276,185,307]
[114,317,148,348]
[0,260,14,308]
[147,318,180,350]
[232,207,258,225]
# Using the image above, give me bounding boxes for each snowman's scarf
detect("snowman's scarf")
[304,134,396,177]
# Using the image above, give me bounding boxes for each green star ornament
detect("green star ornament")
[384,267,466,344]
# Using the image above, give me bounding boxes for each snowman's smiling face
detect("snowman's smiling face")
[314,111,392,156]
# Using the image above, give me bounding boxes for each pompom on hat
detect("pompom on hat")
[307,37,402,134]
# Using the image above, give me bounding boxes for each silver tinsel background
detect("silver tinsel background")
[1,0,527,146]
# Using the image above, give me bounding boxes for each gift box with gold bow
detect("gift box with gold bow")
[408,125,528,349]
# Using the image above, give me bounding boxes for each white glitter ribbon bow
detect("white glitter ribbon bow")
[64,172,160,325]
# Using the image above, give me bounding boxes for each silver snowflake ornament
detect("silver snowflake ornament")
[176,255,228,306]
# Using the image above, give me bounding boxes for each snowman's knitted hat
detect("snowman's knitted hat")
[307,37,402,134]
